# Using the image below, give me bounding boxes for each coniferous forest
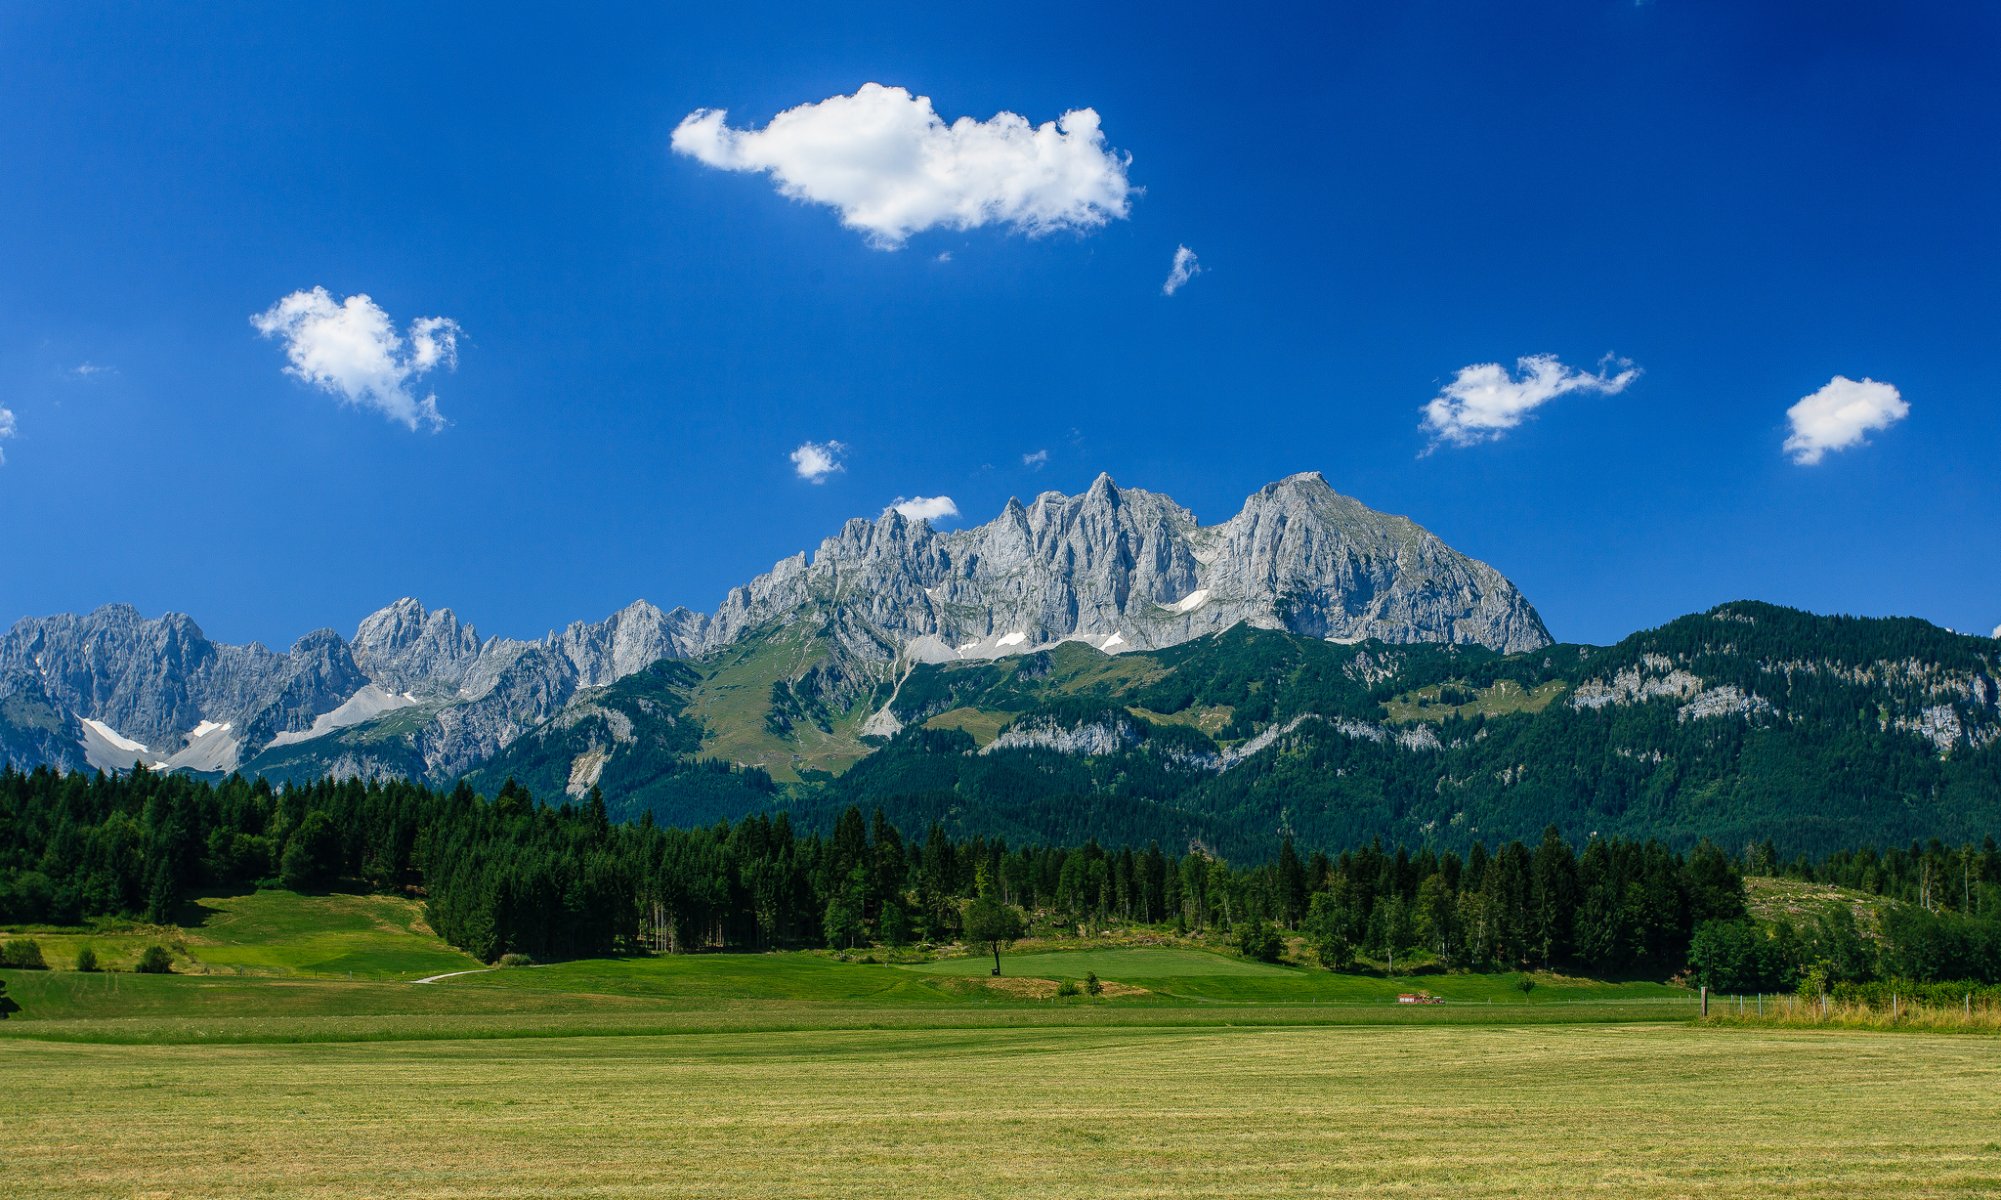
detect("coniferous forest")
[3,765,1998,989]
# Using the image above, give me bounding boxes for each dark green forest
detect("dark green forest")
[4,766,1999,991]
[819,602,2001,857]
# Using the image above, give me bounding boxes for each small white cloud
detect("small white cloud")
[252,287,462,431]
[790,440,847,483]
[1422,353,1639,449]
[70,362,114,378]
[1162,245,1200,295]
[890,495,959,523]
[935,251,952,263]
[0,404,15,464]
[1022,449,1049,470]
[672,83,1133,249]
[1783,376,1907,465]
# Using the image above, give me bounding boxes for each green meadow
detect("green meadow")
[5,890,1993,1197]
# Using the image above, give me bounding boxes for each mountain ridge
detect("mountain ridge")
[0,472,1545,781]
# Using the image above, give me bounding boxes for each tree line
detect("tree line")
[1688,836,2001,992]
[0,764,1994,988]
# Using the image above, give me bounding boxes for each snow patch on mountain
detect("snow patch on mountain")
[264,685,422,749]
[79,718,150,770]
[1160,588,1211,615]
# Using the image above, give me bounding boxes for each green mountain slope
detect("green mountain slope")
[219,602,1999,856]
[462,660,777,825]
[803,603,2001,855]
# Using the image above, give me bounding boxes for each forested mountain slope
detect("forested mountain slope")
[805,603,2001,856]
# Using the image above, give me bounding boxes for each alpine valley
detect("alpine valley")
[4,472,1996,856]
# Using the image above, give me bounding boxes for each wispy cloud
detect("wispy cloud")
[673,83,1133,249]
[1783,376,1907,465]
[1021,448,1050,470]
[1162,245,1200,295]
[790,440,847,483]
[70,362,115,378]
[0,404,15,464]
[1421,353,1639,449]
[890,495,959,523]
[252,287,462,431]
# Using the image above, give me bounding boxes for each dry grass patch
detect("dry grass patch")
[9,1023,2001,1198]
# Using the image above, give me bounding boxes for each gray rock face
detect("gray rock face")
[0,604,367,758]
[702,471,1549,664]
[0,472,1550,779]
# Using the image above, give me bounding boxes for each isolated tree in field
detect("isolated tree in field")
[0,975,16,1019]
[74,945,98,972]
[1515,972,1536,1003]
[962,895,1026,975]
[135,945,174,974]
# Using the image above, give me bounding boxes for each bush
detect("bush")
[0,939,48,970]
[0,976,16,1019]
[74,945,99,973]
[497,952,534,967]
[1084,971,1103,996]
[1237,917,1283,964]
[134,945,174,974]
[1056,979,1081,997]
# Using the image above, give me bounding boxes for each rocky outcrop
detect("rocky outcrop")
[706,471,1548,667]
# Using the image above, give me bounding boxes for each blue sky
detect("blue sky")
[1,2,1995,648]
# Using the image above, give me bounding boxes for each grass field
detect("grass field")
[7,1022,1999,1198]
[6,891,1993,1196]
[3,890,479,978]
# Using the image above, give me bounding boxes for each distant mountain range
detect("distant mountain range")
[3,472,1995,854]
[0,472,1542,782]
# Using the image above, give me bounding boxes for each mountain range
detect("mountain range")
[0,473,1542,780]
[3,471,1996,854]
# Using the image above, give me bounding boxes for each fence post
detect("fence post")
[1701,985,1708,1017]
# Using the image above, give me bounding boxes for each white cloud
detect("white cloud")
[1992,623,2001,640]
[1422,353,1639,448]
[1782,376,1907,465]
[70,362,114,378]
[790,440,846,483]
[672,83,1133,249]
[1022,449,1049,470]
[0,405,15,464]
[890,495,959,523]
[251,287,462,431]
[1162,245,1200,295]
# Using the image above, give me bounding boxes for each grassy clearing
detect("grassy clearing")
[1382,678,1566,724]
[1744,875,1906,934]
[1129,703,1235,736]
[922,705,1013,746]
[8,1023,2000,1198]
[685,623,877,780]
[3,890,480,979]
[0,932,1693,1042]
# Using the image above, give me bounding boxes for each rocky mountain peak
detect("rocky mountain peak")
[0,470,1555,783]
